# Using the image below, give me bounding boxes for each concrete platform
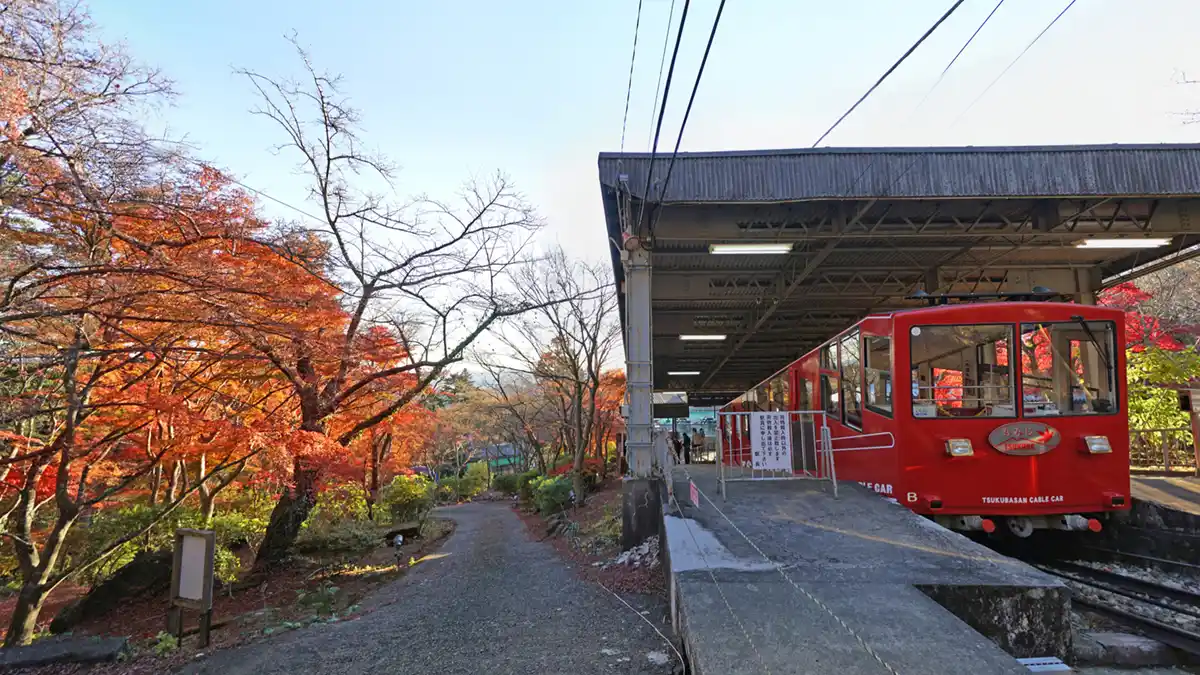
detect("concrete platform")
[1132,476,1200,516]
[662,465,1070,675]
[1103,482,1200,564]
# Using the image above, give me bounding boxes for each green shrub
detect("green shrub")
[531,476,573,515]
[74,503,260,586]
[295,519,380,556]
[378,475,433,523]
[459,462,488,498]
[436,477,459,502]
[517,470,540,503]
[296,581,339,617]
[209,509,270,551]
[492,473,520,496]
[306,482,368,528]
[153,631,179,656]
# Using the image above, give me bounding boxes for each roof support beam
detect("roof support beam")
[698,203,873,387]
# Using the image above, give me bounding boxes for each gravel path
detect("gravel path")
[179,503,678,675]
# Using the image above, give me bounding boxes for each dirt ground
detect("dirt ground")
[8,518,456,675]
[515,477,666,596]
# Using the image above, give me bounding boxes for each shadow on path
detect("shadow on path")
[179,503,676,675]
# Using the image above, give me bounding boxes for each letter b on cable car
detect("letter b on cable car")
[987,422,1060,456]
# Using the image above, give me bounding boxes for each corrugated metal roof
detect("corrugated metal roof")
[598,144,1200,202]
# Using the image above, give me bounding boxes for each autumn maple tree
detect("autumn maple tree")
[0,1,575,646]
[223,40,556,570]
[0,163,284,646]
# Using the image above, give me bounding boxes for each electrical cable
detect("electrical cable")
[619,0,645,153]
[911,0,1007,113]
[955,0,1077,122]
[645,0,679,152]
[647,0,728,237]
[636,0,691,229]
[811,0,968,147]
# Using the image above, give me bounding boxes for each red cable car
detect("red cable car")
[719,296,1130,537]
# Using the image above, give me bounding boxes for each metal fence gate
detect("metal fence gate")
[716,410,895,499]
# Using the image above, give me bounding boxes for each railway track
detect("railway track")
[1035,560,1200,657]
[1081,544,1200,574]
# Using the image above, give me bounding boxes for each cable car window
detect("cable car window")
[841,332,862,428]
[865,336,892,416]
[820,344,836,370]
[767,374,789,412]
[795,377,813,411]
[821,373,840,419]
[910,324,1015,418]
[1019,321,1118,416]
[819,342,840,419]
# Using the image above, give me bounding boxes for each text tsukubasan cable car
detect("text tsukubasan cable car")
[720,291,1130,537]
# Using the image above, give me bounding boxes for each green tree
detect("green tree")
[1126,347,1200,429]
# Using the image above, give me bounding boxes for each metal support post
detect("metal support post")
[717,419,726,500]
[1190,400,1200,477]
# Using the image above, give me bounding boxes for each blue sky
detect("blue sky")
[90,0,1200,265]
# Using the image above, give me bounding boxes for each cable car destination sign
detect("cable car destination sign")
[987,422,1060,456]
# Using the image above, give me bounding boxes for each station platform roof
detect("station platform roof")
[598,144,1200,399]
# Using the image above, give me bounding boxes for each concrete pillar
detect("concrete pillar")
[1076,268,1101,305]
[621,475,662,549]
[623,243,655,477]
[621,232,663,548]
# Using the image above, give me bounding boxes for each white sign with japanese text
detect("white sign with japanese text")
[750,412,793,472]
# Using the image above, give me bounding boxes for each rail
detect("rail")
[1037,562,1200,658]
[1129,426,1197,474]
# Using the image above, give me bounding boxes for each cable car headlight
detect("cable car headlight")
[1083,435,1112,454]
[945,438,974,457]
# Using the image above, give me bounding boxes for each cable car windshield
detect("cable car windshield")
[1019,321,1118,416]
[909,324,1016,418]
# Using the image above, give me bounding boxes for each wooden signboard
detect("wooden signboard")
[168,529,216,646]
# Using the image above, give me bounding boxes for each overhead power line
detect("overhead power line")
[938,0,1006,80]
[230,177,324,223]
[811,0,968,147]
[835,0,1006,198]
[955,0,1077,121]
[186,157,324,223]
[636,0,691,229]
[646,0,680,152]
[648,0,728,235]
[619,0,645,152]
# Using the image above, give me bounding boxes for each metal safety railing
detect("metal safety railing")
[1129,427,1197,474]
[716,410,895,500]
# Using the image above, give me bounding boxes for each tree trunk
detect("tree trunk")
[365,432,389,522]
[199,492,216,525]
[252,460,319,573]
[597,430,609,479]
[165,461,180,503]
[571,436,587,508]
[148,464,161,507]
[5,584,46,647]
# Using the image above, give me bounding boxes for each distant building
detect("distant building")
[467,442,525,475]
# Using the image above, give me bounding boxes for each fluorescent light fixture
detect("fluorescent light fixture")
[679,334,726,341]
[709,242,794,255]
[1076,238,1170,249]
[668,371,701,376]
[657,391,686,396]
